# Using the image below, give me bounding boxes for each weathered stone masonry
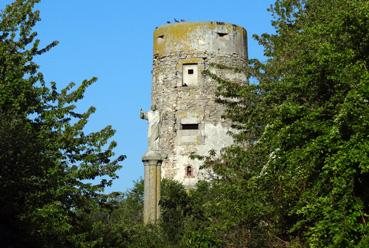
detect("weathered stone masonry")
[141,22,248,224]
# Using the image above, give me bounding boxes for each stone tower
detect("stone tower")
[141,22,247,224]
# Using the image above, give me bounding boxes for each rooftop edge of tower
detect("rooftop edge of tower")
[153,21,247,58]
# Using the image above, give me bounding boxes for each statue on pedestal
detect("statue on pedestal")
[140,105,160,152]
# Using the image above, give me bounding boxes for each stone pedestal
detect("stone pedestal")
[142,151,162,224]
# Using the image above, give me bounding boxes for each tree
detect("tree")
[159,179,191,245]
[196,0,369,247]
[0,0,124,246]
[82,180,166,248]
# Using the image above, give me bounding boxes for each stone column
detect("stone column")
[142,151,162,224]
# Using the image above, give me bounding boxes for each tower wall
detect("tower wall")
[149,22,247,188]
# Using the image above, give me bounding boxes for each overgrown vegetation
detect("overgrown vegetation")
[180,0,369,246]
[0,0,124,246]
[2,0,369,247]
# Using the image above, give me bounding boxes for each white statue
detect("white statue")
[140,106,160,151]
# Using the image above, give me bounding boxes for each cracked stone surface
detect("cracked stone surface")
[144,22,248,188]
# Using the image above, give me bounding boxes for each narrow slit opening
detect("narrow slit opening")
[181,124,199,130]
[157,35,165,42]
[217,32,228,37]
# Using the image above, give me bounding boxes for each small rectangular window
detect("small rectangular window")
[182,64,198,86]
[181,124,199,130]
[186,166,193,177]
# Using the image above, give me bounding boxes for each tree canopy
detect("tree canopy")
[189,0,369,246]
[0,0,124,246]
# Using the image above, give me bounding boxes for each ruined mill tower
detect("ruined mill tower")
[141,22,248,224]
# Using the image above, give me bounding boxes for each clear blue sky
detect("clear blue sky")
[1,0,275,192]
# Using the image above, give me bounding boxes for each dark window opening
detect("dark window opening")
[188,69,194,75]
[217,32,228,37]
[186,166,193,177]
[181,123,199,130]
[157,35,165,42]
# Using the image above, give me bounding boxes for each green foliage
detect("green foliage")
[191,0,369,247]
[84,180,166,248]
[160,179,191,244]
[87,179,176,248]
[0,0,124,246]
